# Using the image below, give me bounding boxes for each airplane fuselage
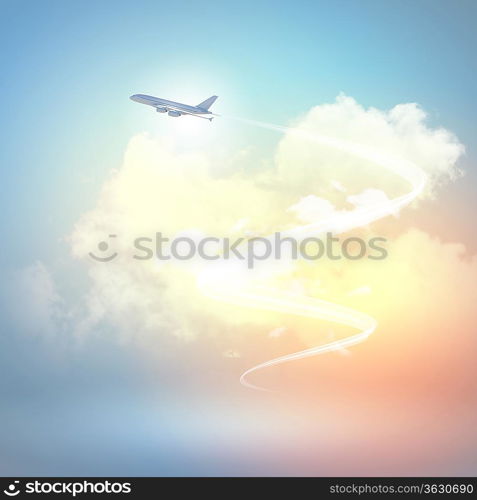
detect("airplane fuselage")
[130,94,217,120]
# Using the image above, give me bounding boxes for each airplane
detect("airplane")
[130,93,218,121]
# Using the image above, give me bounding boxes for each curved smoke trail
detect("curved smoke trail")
[198,116,427,391]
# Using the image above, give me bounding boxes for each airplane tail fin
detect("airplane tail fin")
[197,95,218,110]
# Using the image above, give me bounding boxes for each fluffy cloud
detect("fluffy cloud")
[275,95,464,201]
[69,95,466,346]
[287,195,338,223]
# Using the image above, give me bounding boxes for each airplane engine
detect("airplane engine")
[156,107,167,113]
[168,110,181,117]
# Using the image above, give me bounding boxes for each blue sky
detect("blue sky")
[0,0,476,476]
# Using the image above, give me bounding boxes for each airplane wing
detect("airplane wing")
[180,111,214,121]
[157,104,214,120]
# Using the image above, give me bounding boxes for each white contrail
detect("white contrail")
[198,115,427,391]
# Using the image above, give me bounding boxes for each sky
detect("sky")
[0,0,476,476]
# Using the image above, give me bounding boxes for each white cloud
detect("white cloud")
[269,326,287,338]
[275,95,464,200]
[287,195,338,223]
[68,96,465,343]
